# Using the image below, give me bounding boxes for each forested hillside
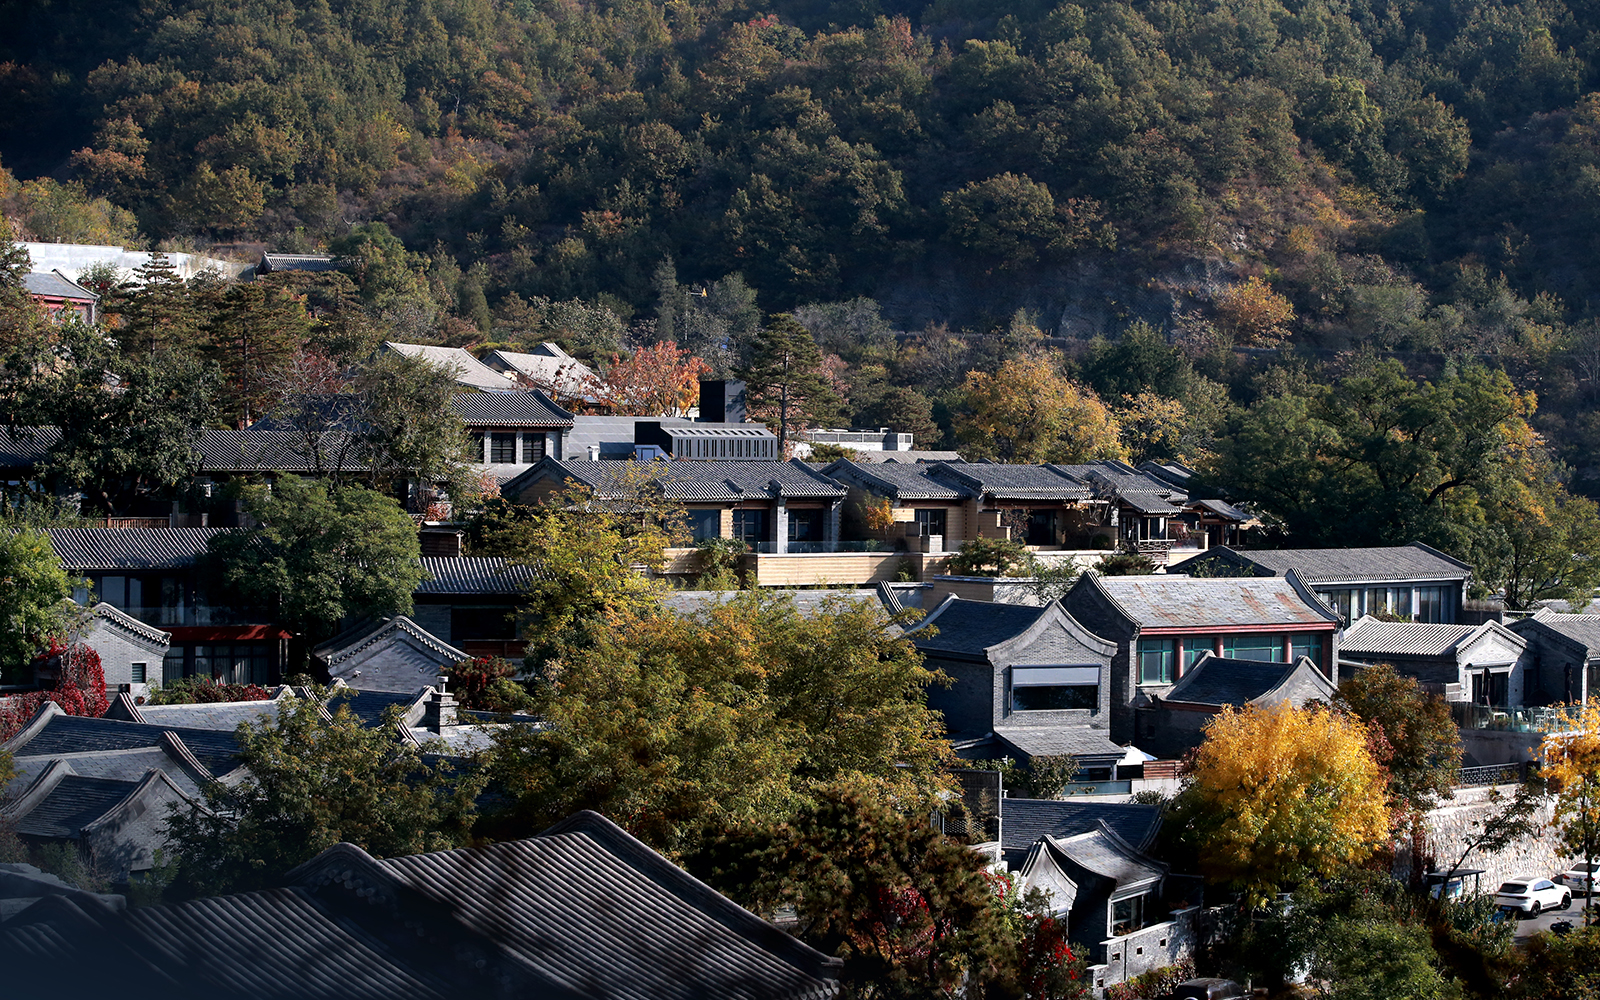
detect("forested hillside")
[9,0,1600,511]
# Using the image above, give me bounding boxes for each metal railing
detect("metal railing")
[747,540,897,555]
[1452,703,1565,733]
[1456,762,1529,787]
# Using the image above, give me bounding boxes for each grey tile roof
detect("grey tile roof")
[1052,823,1166,887]
[993,726,1123,758]
[10,774,136,838]
[820,459,969,499]
[10,745,209,800]
[1516,610,1600,656]
[416,556,542,595]
[129,700,287,732]
[1189,498,1252,521]
[368,812,842,999]
[450,389,574,427]
[383,342,516,391]
[336,688,431,728]
[0,810,843,999]
[1341,617,1520,658]
[928,463,1091,500]
[0,426,56,466]
[908,598,1051,658]
[314,616,466,669]
[259,253,339,273]
[483,347,600,401]
[5,714,242,776]
[1000,798,1161,855]
[546,458,847,500]
[1083,572,1341,629]
[1188,542,1472,584]
[22,270,98,300]
[1135,460,1196,490]
[45,527,232,571]
[124,887,464,999]
[1114,491,1185,515]
[88,601,171,647]
[198,427,369,472]
[1052,461,1183,500]
[1161,655,1320,707]
[853,450,963,463]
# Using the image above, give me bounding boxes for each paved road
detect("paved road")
[1510,894,1600,940]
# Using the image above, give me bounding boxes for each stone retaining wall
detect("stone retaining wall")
[1398,783,1565,891]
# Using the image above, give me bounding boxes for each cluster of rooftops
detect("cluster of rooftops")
[14,501,1600,992]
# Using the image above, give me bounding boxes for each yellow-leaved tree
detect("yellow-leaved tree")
[1184,702,1389,905]
[1541,701,1600,925]
[956,353,1126,464]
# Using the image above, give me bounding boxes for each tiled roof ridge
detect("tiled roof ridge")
[88,601,171,646]
[1284,568,1343,623]
[319,616,466,667]
[0,758,77,821]
[80,768,193,835]
[0,700,66,753]
[160,731,217,785]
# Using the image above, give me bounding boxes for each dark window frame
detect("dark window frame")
[490,432,518,464]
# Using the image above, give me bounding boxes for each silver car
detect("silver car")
[1496,877,1570,916]
[1558,861,1600,895]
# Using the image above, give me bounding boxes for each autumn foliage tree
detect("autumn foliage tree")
[698,784,1091,999]
[1182,702,1389,905]
[0,641,108,741]
[957,354,1126,464]
[600,341,712,416]
[1542,701,1600,925]
[165,694,486,899]
[1334,664,1462,818]
[482,592,952,857]
[1213,276,1296,346]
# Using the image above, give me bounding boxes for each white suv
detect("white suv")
[1496,877,1570,916]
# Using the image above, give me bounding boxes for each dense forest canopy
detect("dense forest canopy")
[10,0,1600,501]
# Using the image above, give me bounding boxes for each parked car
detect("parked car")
[1169,979,1248,1000]
[1495,877,1570,916]
[1557,861,1600,895]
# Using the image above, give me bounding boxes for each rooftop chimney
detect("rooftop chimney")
[423,676,458,733]
[698,379,748,423]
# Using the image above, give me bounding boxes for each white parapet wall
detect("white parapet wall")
[24,242,253,283]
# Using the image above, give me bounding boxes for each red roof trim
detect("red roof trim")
[166,625,292,642]
[1137,623,1337,636]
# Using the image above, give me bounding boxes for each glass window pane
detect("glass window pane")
[1223,634,1282,661]
[788,510,820,542]
[915,508,947,537]
[522,434,544,463]
[1183,637,1215,667]
[1137,639,1175,684]
[1012,685,1098,711]
[688,509,720,542]
[733,510,767,543]
[1112,894,1146,936]
[1290,634,1323,664]
[490,433,517,463]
